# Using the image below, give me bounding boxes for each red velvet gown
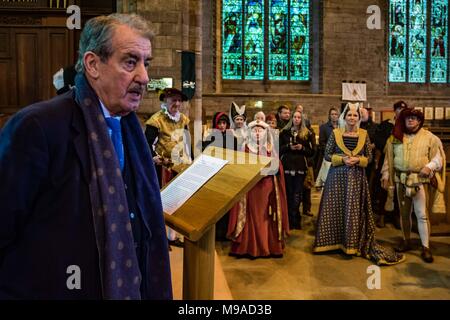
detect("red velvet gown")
[227,147,289,258]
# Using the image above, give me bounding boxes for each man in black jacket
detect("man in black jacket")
[0,13,172,300]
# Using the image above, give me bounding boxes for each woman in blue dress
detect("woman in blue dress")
[313,103,405,265]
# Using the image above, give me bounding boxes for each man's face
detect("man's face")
[279,108,290,121]
[165,95,183,116]
[234,116,245,128]
[95,25,152,116]
[405,115,421,133]
[217,120,228,132]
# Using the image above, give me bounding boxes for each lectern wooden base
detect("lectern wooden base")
[183,226,215,300]
[164,147,273,300]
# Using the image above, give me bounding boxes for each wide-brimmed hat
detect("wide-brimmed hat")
[393,100,408,111]
[159,88,188,101]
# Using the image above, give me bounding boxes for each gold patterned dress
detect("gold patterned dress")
[313,128,405,265]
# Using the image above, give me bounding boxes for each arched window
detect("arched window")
[389,0,449,83]
[222,0,311,81]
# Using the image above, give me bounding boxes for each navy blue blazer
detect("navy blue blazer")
[0,88,172,299]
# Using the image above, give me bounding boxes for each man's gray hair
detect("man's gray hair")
[75,13,154,73]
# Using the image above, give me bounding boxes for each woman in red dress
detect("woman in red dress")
[227,120,289,258]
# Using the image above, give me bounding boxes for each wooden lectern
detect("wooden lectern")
[164,146,273,300]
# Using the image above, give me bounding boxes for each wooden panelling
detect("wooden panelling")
[0,28,10,58]
[15,31,40,108]
[0,7,110,113]
[46,29,70,99]
[0,60,10,106]
[0,0,47,8]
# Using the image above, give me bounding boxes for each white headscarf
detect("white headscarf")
[339,102,362,131]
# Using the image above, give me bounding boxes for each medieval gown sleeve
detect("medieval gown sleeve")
[324,131,341,166]
[357,133,373,168]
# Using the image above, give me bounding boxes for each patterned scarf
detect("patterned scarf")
[75,74,141,300]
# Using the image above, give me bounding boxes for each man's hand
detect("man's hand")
[153,155,163,165]
[419,166,432,178]
[162,157,172,166]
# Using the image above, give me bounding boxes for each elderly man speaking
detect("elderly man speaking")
[0,14,172,300]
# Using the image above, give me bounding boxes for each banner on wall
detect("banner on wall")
[182,51,196,100]
[342,82,367,101]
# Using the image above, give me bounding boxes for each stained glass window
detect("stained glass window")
[290,0,310,80]
[389,0,450,83]
[222,0,243,79]
[409,0,427,83]
[430,0,448,83]
[389,0,407,82]
[222,0,310,81]
[269,0,288,80]
[244,0,265,79]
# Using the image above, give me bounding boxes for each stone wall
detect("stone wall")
[134,0,450,126]
[124,0,202,124]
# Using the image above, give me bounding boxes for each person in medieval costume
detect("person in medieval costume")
[373,101,410,228]
[381,108,446,263]
[202,112,237,240]
[313,103,405,265]
[202,112,237,151]
[229,101,247,150]
[227,120,289,258]
[145,88,191,248]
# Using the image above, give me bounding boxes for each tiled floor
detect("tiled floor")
[215,190,450,300]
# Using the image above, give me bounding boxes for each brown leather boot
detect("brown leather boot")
[395,239,412,252]
[421,246,434,263]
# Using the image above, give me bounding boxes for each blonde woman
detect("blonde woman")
[313,103,405,265]
[279,111,313,229]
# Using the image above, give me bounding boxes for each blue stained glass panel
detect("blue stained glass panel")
[408,0,427,83]
[269,0,288,80]
[222,0,243,79]
[389,0,407,82]
[430,0,448,83]
[290,0,309,80]
[244,0,265,79]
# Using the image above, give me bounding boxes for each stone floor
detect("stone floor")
[215,190,450,300]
